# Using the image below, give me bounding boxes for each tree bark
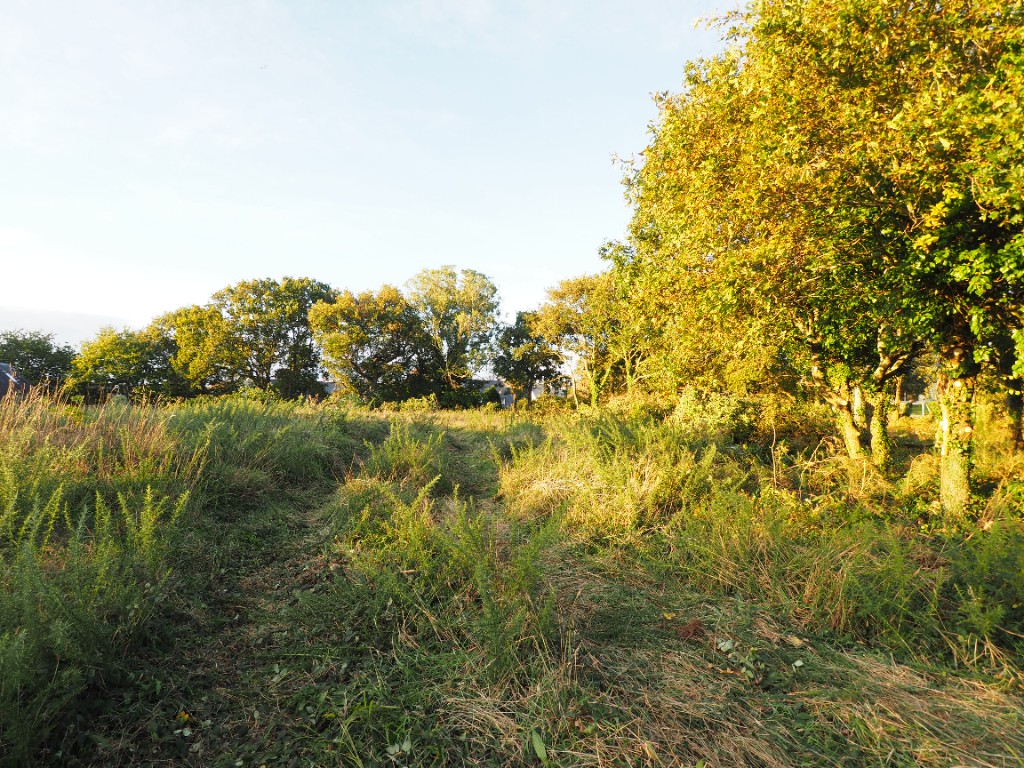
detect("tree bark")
[936,366,976,521]
[807,350,864,459]
[867,388,893,471]
[890,375,904,424]
[837,405,866,459]
[852,385,867,432]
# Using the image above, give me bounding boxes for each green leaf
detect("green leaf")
[530,730,548,762]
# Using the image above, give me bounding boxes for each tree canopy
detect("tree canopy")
[311,267,500,405]
[309,285,437,403]
[155,277,336,397]
[623,0,1024,514]
[492,312,562,405]
[69,326,190,399]
[0,330,76,386]
[405,267,500,390]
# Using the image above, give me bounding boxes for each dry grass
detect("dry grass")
[796,654,1024,767]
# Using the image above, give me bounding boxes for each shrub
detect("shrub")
[398,393,439,412]
[670,387,753,446]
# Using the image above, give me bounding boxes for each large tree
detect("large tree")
[69,326,190,400]
[0,330,76,386]
[154,305,241,394]
[492,312,563,405]
[627,0,1024,513]
[309,285,437,403]
[311,268,501,404]
[533,270,653,407]
[211,277,337,396]
[405,267,499,390]
[741,0,1024,509]
[157,277,337,397]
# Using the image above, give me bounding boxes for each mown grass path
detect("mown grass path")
[52,489,339,766]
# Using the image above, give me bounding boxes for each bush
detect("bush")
[949,520,1024,656]
[671,387,751,445]
[529,393,570,416]
[397,393,439,412]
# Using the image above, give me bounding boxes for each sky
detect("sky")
[1,0,732,346]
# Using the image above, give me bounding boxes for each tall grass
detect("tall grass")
[500,408,1024,670]
[0,391,201,763]
[292,406,1024,764]
[7,390,1022,765]
[0,392,385,764]
[268,412,567,764]
[326,415,560,677]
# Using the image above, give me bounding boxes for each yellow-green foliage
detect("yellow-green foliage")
[502,412,749,539]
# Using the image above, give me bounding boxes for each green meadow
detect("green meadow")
[2,391,1022,767]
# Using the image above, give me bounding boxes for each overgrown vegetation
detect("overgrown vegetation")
[2,390,1021,766]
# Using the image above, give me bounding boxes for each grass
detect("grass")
[0,391,203,764]
[2,393,1023,766]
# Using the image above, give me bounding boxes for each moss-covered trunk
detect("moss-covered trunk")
[936,369,976,521]
[867,389,893,470]
[806,348,864,460]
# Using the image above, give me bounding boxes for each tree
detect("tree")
[69,326,189,400]
[740,0,1024,510]
[309,285,437,403]
[158,277,337,397]
[492,312,563,405]
[154,305,241,394]
[211,277,337,396]
[627,35,915,464]
[626,0,1024,511]
[533,271,652,407]
[0,329,76,386]
[310,269,501,405]
[405,267,499,390]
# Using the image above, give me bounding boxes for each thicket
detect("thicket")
[617,0,1024,520]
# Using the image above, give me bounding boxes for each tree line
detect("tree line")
[0,268,562,408]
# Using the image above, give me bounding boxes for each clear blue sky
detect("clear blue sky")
[1,0,731,345]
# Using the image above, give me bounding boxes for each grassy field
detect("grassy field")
[2,392,1023,766]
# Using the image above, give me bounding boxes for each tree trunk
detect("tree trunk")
[852,385,867,432]
[936,369,976,521]
[890,376,904,424]
[808,353,864,459]
[837,405,865,459]
[1007,390,1022,453]
[867,388,893,471]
